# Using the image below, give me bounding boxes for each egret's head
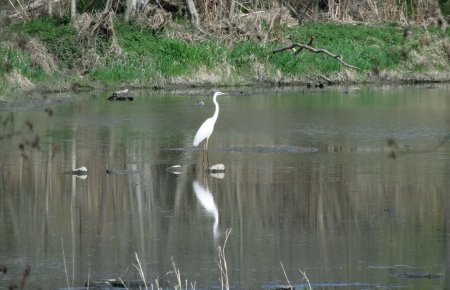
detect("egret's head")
[214,91,227,97]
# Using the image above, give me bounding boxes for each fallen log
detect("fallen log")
[273,37,360,70]
[7,0,65,20]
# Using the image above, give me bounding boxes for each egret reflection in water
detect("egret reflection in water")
[192,180,219,240]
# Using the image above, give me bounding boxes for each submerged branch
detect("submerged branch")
[273,39,360,70]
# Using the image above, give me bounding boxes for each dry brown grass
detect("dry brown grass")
[5,0,446,26]
[166,5,296,45]
[320,0,444,24]
[133,4,172,32]
[73,12,121,74]
[409,36,450,69]
[24,38,58,73]
[5,69,35,89]
[161,0,446,46]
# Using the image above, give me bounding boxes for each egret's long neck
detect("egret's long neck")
[212,94,219,122]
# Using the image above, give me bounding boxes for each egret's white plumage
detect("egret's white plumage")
[193,91,226,150]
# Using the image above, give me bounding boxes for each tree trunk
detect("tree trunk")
[185,0,200,29]
[228,0,235,20]
[47,0,52,17]
[311,0,319,20]
[70,0,76,20]
[125,0,138,22]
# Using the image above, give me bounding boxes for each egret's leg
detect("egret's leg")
[202,146,205,163]
[205,138,209,165]
[202,140,207,165]
[202,138,209,166]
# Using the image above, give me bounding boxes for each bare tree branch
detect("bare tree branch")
[273,39,360,70]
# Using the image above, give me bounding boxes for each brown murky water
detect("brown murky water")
[0,85,449,289]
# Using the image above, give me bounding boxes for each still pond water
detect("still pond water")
[0,85,449,289]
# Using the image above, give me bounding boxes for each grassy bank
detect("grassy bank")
[1,14,450,95]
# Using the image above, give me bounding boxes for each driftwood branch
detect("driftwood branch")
[8,0,65,20]
[273,38,360,70]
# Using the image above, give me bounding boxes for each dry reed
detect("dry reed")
[133,252,149,290]
[280,261,293,290]
[61,238,70,290]
[218,228,232,290]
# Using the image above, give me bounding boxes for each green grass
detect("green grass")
[89,23,229,83]
[0,42,44,79]
[228,41,267,74]
[0,44,30,74]
[17,16,83,70]
[115,23,226,75]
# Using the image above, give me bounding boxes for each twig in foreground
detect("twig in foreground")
[86,267,91,290]
[118,277,130,290]
[280,261,293,290]
[170,258,182,289]
[299,268,312,290]
[61,238,70,290]
[218,228,232,290]
[133,252,149,290]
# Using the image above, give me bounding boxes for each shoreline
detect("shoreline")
[3,70,450,98]
[1,73,449,109]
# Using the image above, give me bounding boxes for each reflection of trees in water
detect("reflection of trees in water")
[220,155,447,282]
[1,90,450,288]
[2,132,448,286]
[387,135,450,160]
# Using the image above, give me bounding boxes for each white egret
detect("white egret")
[193,91,226,160]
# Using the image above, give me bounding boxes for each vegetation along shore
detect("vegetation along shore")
[1,0,450,97]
